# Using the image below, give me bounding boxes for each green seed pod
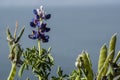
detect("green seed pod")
[86,52,92,69]
[85,51,94,79]
[98,44,107,73]
[81,51,93,80]
[108,33,117,62]
[113,51,120,63]
[97,51,114,80]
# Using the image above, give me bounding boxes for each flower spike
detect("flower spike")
[29,6,51,43]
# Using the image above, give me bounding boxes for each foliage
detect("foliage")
[6,22,25,80]
[73,33,120,80]
[5,4,120,80]
[51,66,68,80]
[72,51,93,80]
[18,46,54,80]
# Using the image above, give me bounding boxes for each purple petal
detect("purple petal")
[30,22,36,28]
[45,27,50,32]
[33,9,37,15]
[45,14,51,20]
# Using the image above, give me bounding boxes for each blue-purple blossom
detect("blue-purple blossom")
[30,18,39,28]
[28,30,39,39]
[39,23,50,32]
[33,6,51,20]
[33,9,38,15]
[28,30,49,42]
[45,14,51,20]
[29,6,51,43]
[40,34,49,43]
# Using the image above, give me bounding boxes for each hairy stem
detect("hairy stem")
[7,63,17,80]
[38,39,41,56]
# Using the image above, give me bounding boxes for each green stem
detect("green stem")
[38,39,41,56]
[38,18,42,56]
[7,63,17,80]
[38,76,42,80]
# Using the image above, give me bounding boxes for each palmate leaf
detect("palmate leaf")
[20,45,54,79]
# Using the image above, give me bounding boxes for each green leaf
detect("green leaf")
[47,47,52,53]
[16,27,25,43]
[63,74,68,78]
[106,63,114,76]
[48,54,54,62]
[57,66,63,77]
[45,64,51,71]
[18,63,26,77]
[40,48,47,55]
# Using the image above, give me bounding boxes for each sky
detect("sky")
[1,0,120,7]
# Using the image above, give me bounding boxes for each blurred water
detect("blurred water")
[0,5,120,79]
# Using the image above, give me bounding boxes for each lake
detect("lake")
[0,4,120,80]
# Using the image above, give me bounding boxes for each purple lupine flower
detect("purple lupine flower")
[28,30,39,39]
[29,6,51,43]
[38,32,49,42]
[30,22,36,27]
[33,6,45,19]
[39,23,50,32]
[42,36,49,42]
[33,6,51,20]
[33,9,38,15]
[28,30,49,42]
[30,18,39,28]
[45,14,51,20]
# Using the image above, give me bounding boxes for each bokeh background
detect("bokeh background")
[0,0,120,79]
